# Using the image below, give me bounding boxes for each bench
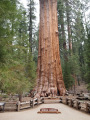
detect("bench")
[0,103,5,112]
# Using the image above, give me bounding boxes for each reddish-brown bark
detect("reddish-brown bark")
[36,0,65,97]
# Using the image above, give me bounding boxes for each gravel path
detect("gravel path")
[0,103,90,120]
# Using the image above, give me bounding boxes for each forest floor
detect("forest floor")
[0,103,90,120]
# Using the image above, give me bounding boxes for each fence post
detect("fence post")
[37,98,39,105]
[32,99,34,108]
[70,99,73,107]
[76,101,81,110]
[86,103,90,113]
[17,101,20,111]
[30,99,34,108]
[66,98,68,105]
[41,98,44,103]
[60,97,62,103]
[2,103,5,112]
[30,100,31,107]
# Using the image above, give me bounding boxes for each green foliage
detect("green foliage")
[0,0,36,96]
[26,52,36,89]
[68,54,81,76]
[57,0,90,90]
[0,45,6,64]
[63,61,74,89]
[87,83,90,90]
[0,0,89,95]
[85,28,90,84]
[32,28,39,65]
[27,0,36,52]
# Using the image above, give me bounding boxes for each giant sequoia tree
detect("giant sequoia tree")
[36,0,65,97]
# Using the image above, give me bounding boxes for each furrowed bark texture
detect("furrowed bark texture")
[36,0,65,97]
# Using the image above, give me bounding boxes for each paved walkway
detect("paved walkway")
[0,103,90,120]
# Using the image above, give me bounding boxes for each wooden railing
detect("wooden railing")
[60,97,90,113]
[3,98,44,112]
[16,98,44,111]
[1,97,90,113]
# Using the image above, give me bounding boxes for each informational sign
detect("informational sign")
[38,108,61,114]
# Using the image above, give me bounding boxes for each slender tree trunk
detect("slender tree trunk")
[36,0,65,97]
[19,94,22,102]
[60,0,66,50]
[29,0,32,52]
[65,0,72,51]
[59,0,67,61]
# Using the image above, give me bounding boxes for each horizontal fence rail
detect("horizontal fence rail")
[0,98,44,112]
[0,97,90,113]
[60,97,90,113]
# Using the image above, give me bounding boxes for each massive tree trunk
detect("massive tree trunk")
[36,0,65,97]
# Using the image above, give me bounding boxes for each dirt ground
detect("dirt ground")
[0,103,90,120]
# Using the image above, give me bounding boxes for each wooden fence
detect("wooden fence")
[60,97,90,113]
[3,98,44,112]
[1,97,90,113]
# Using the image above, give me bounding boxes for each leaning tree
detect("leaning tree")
[36,0,65,97]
